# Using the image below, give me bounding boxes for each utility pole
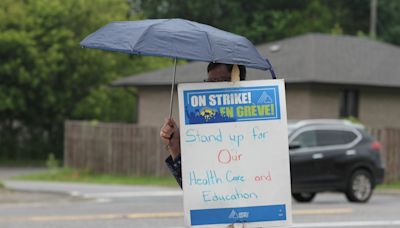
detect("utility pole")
[370,0,377,38]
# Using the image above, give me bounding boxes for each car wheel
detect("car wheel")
[346,169,373,203]
[292,192,316,202]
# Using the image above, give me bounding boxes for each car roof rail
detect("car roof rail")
[290,119,365,129]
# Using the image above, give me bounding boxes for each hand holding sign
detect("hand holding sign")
[160,118,181,159]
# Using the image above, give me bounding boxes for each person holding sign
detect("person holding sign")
[160,63,292,227]
[160,63,246,188]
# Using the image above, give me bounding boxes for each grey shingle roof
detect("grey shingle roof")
[111,33,400,88]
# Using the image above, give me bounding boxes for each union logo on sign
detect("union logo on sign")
[228,209,238,219]
[228,209,249,220]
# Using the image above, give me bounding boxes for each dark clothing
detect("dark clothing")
[165,154,182,188]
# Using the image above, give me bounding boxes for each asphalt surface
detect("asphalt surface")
[1,168,400,228]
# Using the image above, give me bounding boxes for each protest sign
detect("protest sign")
[178,79,292,227]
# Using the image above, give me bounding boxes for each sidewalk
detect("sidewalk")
[4,180,182,201]
[375,188,400,195]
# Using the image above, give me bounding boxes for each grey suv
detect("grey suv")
[288,119,385,203]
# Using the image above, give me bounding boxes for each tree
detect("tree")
[0,0,170,160]
[377,0,400,45]
[138,0,337,44]
[138,0,400,46]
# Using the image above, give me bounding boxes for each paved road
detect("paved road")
[1,180,400,228]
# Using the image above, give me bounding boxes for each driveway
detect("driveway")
[0,167,47,180]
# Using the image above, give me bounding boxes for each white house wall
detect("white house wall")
[359,87,400,128]
[138,86,179,127]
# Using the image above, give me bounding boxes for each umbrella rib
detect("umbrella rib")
[181,20,214,61]
[131,20,166,52]
[202,31,215,61]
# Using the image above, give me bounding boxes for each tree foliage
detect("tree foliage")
[138,0,336,43]
[0,0,170,160]
[139,0,400,45]
[377,0,400,45]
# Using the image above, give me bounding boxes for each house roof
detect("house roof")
[111,33,400,88]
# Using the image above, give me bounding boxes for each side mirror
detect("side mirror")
[289,141,302,150]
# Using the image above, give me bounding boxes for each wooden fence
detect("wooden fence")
[64,120,169,176]
[64,120,400,182]
[368,128,400,183]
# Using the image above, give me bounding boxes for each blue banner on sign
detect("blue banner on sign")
[190,204,286,226]
[183,86,280,125]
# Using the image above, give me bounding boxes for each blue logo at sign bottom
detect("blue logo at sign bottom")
[190,204,286,226]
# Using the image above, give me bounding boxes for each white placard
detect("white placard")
[178,79,292,227]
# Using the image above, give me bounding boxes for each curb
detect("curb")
[3,181,81,198]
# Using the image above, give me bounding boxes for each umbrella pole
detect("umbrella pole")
[168,58,177,119]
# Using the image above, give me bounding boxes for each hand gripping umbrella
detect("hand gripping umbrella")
[80,18,276,118]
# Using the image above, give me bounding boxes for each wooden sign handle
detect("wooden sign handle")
[231,64,240,82]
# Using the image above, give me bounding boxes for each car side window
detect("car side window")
[315,130,357,146]
[292,130,317,148]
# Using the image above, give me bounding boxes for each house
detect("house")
[112,33,400,128]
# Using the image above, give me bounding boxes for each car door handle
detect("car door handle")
[312,153,324,159]
[346,149,356,156]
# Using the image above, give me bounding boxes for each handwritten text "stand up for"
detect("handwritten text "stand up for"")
[184,126,267,147]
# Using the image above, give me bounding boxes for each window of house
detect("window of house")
[339,89,359,118]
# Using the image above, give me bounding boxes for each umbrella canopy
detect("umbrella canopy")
[80,18,273,72]
[80,18,276,118]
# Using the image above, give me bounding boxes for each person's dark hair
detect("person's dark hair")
[207,62,246,80]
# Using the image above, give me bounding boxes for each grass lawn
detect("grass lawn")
[378,181,400,190]
[0,181,4,189]
[13,168,178,187]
